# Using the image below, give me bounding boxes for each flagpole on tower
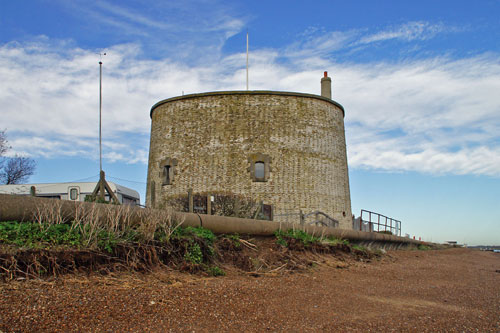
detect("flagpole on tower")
[246,30,249,90]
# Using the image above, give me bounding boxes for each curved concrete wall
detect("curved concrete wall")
[147,91,352,229]
[0,194,421,246]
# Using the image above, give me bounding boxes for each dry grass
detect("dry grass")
[30,200,184,249]
[1,201,187,280]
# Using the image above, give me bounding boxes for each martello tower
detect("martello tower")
[146,72,352,229]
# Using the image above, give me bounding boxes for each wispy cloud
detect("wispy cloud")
[283,21,461,63]
[359,21,450,44]
[56,0,246,61]
[285,30,358,59]
[93,1,172,30]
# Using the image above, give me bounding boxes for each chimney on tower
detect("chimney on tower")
[321,71,331,99]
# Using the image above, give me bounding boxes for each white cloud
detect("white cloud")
[333,55,500,176]
[1,25,499,176]
[359,21,451,44]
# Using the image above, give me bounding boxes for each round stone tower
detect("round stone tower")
[146,73,352,229]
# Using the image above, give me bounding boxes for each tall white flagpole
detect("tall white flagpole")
[246,30,249,90]
[98,52,106,173]
[99,60,102,172]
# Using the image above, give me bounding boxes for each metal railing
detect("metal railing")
[273,210,302,224]
[303,211,339,228]
[359,209,401,236]
[273,210,340,228]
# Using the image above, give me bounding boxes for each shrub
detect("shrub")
[0,221,81,248]
[222,234,241,248]
[184,243,203,264]
[351,244,367,252]
[275,229,320,247]
[208,266,226,276]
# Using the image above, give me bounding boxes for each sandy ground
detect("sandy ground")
[1,247,499,332]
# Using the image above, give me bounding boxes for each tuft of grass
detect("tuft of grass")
[222,233,241,248]
[208,265,226,276]
[275,229,349,248]
[351,244,367,252]
[321,237,349,246]
[418,244,431,251]
[0,221,81,248]
[275,229,320,247]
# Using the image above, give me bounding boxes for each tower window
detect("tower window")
[159,158,178,185]
[254,162,265,180]
[164,165,171,184]
[248,153,271,182]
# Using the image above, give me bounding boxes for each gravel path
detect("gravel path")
[1,248,499,332]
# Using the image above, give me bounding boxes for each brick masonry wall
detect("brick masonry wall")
[146,91,352,229]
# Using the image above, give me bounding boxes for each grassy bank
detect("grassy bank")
[0,201,385,281]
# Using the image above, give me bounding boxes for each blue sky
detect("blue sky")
[1,0,499,245]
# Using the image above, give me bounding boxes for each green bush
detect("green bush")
[275,229,320,247]
[0,221,81,248]
[208,265,226,276]
[351,244,367,252]
[170,227,218,266]
[223,234,241,248]
[321,237,349,246]
[184,243,203,264]
[274,229,350,248]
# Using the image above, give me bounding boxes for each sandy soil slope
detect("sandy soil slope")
[1,248,499,332]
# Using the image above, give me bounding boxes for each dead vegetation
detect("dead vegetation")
[1,200,381,281]
[0,235,379,281]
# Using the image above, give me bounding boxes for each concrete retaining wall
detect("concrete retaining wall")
[0,194,421,247]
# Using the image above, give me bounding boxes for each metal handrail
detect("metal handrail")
[274,210,340,228]
[303,210,339,228]
[360,209,401,236]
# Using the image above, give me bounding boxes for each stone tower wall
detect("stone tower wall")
[146,91,352,229]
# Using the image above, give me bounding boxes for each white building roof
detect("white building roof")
[0,182,140,199]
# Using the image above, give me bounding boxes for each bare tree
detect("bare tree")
[0,130,36,184]
[0,157,36,184]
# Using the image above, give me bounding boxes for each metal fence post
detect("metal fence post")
[207,193,211,215]
[188,188,193,213]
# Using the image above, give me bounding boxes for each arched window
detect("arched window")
[248,153,271,182]
[254,161,265,180]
